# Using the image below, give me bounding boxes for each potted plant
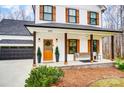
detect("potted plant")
[37,47,42,63]
[55,46,60,62]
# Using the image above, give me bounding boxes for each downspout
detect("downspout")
[32,5,35,24]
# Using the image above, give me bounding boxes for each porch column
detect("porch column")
[64,33,68,64]
[90,34,93,63]
[111,35,114,61]
[33,31,36,67]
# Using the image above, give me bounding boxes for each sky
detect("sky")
[0,5,34,21]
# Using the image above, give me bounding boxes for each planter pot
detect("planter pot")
[55,55,59,62]
[37,55,41,63]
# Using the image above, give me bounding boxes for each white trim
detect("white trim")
[0,44,33,46]
[27,26,118,36]
[0,35,33,40]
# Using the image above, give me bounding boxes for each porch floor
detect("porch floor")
[38,59,115,68]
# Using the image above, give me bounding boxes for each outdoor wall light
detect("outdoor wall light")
[56,38,58,42]
[38,38,40,42]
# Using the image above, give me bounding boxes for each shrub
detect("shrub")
[115,58,124,70]
[25,66,64,87]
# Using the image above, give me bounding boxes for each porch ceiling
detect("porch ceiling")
[25,23,122,37]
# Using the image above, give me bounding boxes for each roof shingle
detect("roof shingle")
[0,19,34,36]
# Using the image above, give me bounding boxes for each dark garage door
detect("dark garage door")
[0,46,33,60]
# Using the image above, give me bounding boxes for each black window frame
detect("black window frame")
[89,12,97,25]
[43,5,53,21]
[68,39,77,54]
[68,8,77,23]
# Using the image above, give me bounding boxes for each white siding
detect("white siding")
[56,6,65,23]
[36,32,65,62]
[35,5,102,27]
[35,33,103,62]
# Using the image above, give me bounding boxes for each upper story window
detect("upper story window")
[68,9,77,23]
[87,11,99,25]
[66,8,79,23]
[43,5,53,21]
[90,12,97,25]
[39,5,56,21]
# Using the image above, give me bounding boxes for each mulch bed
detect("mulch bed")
[54,67,124,87]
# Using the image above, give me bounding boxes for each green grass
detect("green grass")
[90,78,124,87]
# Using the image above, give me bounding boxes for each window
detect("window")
[68,39,77,54]
[90,12,97,25]
[43,5,53,21]
[93,40,97,52]
[68,9,77,23]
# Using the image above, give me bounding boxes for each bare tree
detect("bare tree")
[102,5,124,58]
[0,6,33,21]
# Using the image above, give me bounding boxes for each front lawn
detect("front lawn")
[25,66,124,87]
[90,78,124,87]
[55,67,124,87]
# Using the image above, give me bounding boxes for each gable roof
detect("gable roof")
[0,19,34,36]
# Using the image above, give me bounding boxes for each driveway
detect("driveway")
[0,59,32,87]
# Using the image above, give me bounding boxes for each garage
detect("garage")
[0,46,33,60]
[0,19,34,60]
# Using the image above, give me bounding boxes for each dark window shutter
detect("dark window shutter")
[96,40,99,53]
[39,5,43,20]
[53,6,56,21]
[76,9,79,24]
[77,39,80,53]
[65,8,69,23]
[96,13,99,25]
[87,11,91,24]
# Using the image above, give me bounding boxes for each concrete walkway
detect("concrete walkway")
[0,59,32,87]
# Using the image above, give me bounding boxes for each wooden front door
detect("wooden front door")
[43,39,53,61]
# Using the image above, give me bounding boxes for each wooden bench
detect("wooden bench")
[74,52,90,61]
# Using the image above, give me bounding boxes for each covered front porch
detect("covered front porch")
[38,59,114,68]
[25,23,122,67]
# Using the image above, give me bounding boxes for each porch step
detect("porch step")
[59,62,114,69]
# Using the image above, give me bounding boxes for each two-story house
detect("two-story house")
[25,5,122,66]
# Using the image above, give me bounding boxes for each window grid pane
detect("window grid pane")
[44,13,52,21]
[44,6,52,13]
[69,40,77,54]
[91,12,96,18]
[69,9,76,16]
[90,18,96,25]
[69,16,76,23]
